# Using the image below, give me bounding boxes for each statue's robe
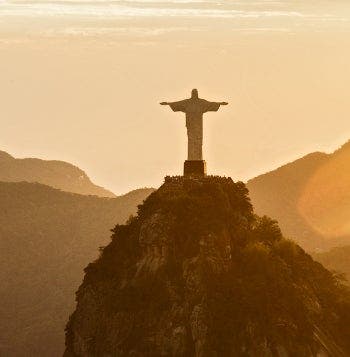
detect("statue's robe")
[169,98,221,160]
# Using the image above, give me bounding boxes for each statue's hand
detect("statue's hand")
[160,102,169,105]
[220,102,228,105]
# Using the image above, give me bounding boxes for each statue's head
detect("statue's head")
[191,89,199,99]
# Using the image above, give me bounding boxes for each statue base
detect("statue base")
[184,160,207,177]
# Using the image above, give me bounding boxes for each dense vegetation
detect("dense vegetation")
[247,141,350,251]
[0,150,115,197]
[66,176,350,356]
[0,181,152,357]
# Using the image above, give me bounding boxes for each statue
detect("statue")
[160,89,228,176]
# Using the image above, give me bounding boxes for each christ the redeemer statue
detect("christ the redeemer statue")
[160,88,228,176]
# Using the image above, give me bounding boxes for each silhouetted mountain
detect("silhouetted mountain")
[247,141,350,250]
[65,176,350,356]
[314,246,350,284]
[0,181,153,357]
[0,150,115,197]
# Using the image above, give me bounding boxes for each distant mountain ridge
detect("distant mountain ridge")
[0,150,115,197]
[247,141,350,250]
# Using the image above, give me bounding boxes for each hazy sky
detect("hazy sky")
[1,1,350,194]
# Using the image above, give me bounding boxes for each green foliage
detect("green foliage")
[138,177,253,236]
[251,216,283,245]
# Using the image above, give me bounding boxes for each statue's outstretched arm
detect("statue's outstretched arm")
[160,99,188,113]
[204,100,228,112]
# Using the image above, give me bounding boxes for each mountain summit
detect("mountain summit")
[0,150,115,197]
[65,176,350,356]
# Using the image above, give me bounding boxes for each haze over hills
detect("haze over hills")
[247,141,350,251]
[0,150,115,197]
[3,0,350,194]
[0,181,153,357]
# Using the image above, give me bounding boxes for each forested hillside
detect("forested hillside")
[0,181,153,356]
[65,176,350,356]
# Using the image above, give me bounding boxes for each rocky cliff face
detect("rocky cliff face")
[65,176,350,356]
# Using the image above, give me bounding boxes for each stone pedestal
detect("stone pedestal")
[184,160,207,177]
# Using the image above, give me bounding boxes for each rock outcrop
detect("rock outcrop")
[65,176,350,356]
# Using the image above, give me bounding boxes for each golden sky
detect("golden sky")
[1,1,350,194]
